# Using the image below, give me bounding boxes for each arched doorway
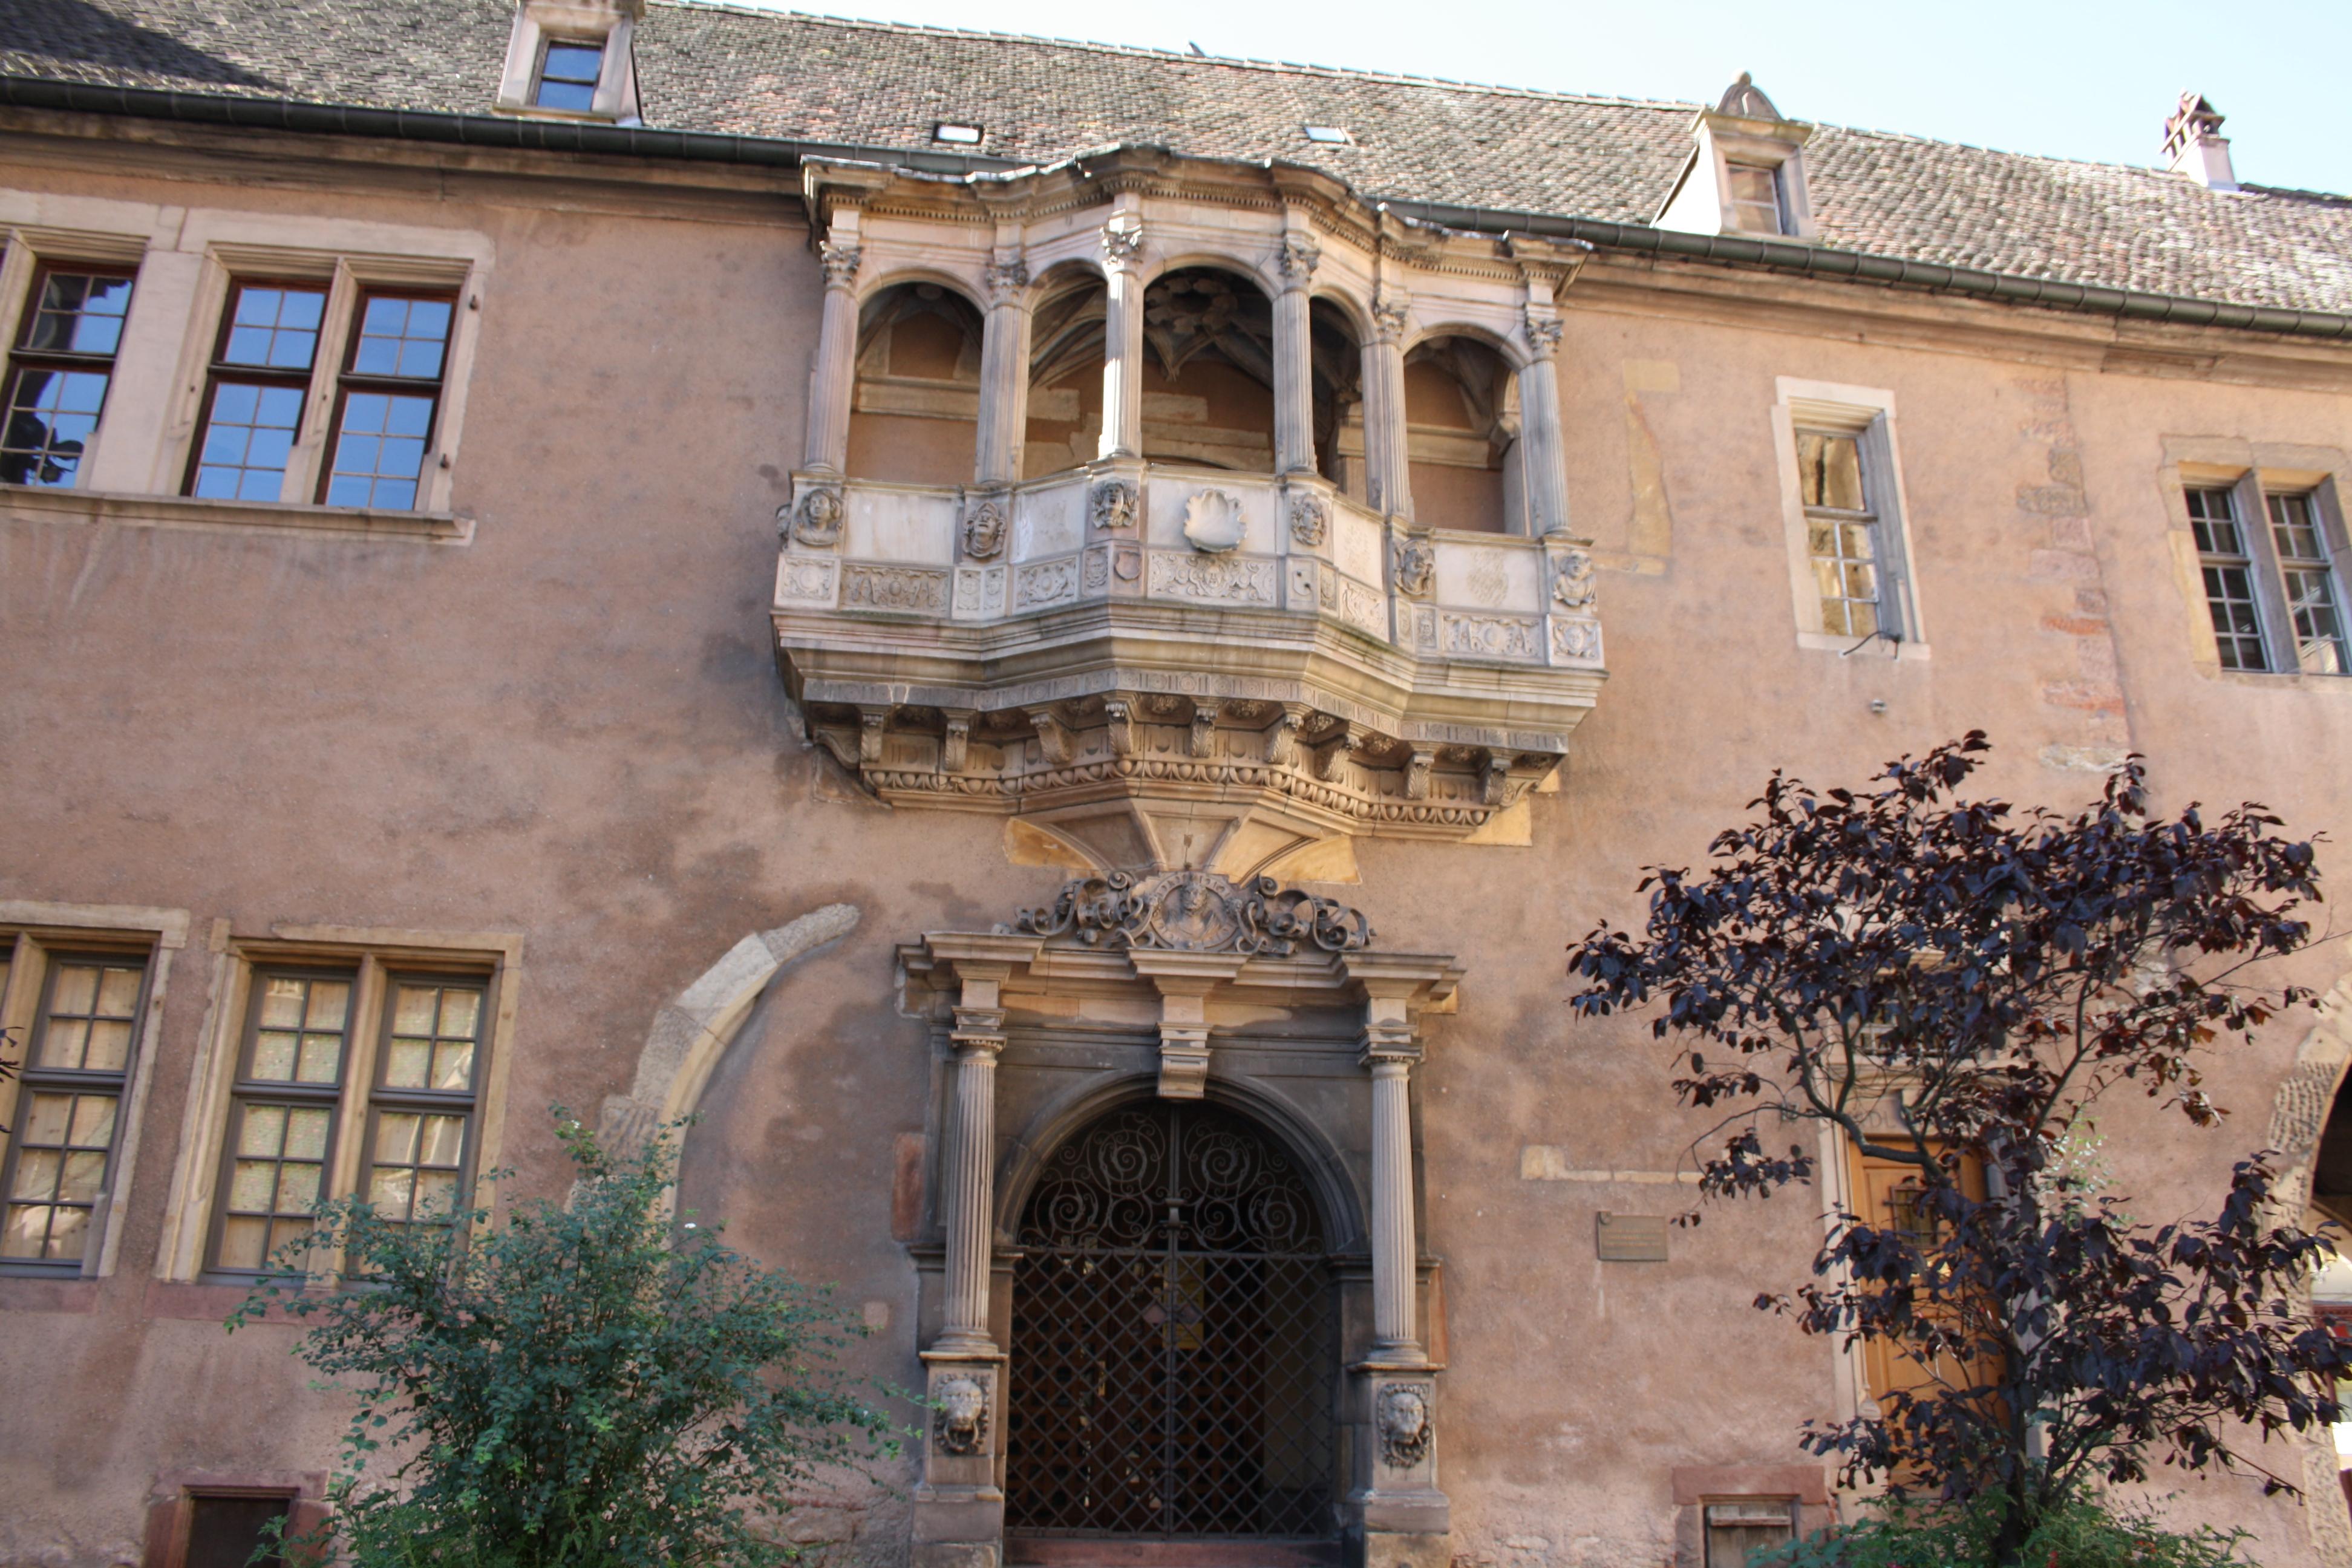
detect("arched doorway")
[1006,1101,1339,1543]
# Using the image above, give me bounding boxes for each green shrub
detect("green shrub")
[1753,1494,2250,1568]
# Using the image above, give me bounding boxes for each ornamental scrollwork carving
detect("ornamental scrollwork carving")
[1091,480,1138,531]
[1376,1382,1432,1468]
[1018,870,1374,956]
[1552,548,1597,609]
[793,487,844,548]
[933,1373,990,1455]
[963,498,1008,560]
[1288,492,1328,547]
[1394,535,1436,598]
[818,240,863,290]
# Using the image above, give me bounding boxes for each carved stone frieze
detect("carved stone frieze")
[1440,612,1541,661]
[1376,1382,1432,1468]
[1091,480,1138,530]
[1148,552,1276,604]
[1018,869,1374,956]
[1551,617,1602,662]
[1289,491,1329,547]
[777,554,838,604]
[932,1373,990,1455]
[841,564,950,613]
[1015,556,1080,610]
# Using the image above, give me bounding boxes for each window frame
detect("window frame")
[314,285,459,511]
[158,928,520,1286]
[180,277,333,505]
[531,35,607,112]
[2,259,140,491]
[2174,464,2352,679]
[1772,379,1929,657]
[1702,1497,1798,1568]
[2267,488,2351,675]
[0,948,153,1272]
[1723,160,1788,237]
[200,965,358,1279]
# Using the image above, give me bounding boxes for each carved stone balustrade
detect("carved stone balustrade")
[774,459,1606,874]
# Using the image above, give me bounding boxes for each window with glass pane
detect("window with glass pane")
[2266,492,2348,675]
[1,955,145,1267]
[207,972,351,1274]
[322,293,452,510]
[367,979,485,1227]
[187,283,327,502]
[1726,163,1785,234]
[1795,428,1878,637]
[2,267,135,488]
[2186,486,2267,670]
[533,40,604,111]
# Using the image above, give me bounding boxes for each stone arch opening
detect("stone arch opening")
[1309,295,1366,499]
[1140,265,1278,473]
[1004,1096,1341,1544]
[848,279,985,486]
[1023,266,1108,479]
[1405,333,1520,534]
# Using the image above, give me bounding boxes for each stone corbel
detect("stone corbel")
[1129,950,1249,1099]
[1103,697,1137,757]
[1189,700,1220,759]
[1265,703,1313,767]
[1031,708,1074,766]
[1403,746,1435,802]
[858,710,888,766]
[939,711,973,776]
[1310,724,1361,782]
[1479,753,1514,808]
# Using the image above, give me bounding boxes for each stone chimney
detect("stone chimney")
[2162,91,2236,191]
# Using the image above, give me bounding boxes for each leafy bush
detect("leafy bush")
[230,1111,897,1568]
[1753,1494,2250,1568]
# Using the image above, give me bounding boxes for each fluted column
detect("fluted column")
[1361,291,1413,521]
[1273,229,1320,474]
[1098,215,1146,460]
[974,255,1032,486]
[803,237,863,476]
[936,989,1008,1356]
[1516,309,1570,537]
[1362,999,1425,1364]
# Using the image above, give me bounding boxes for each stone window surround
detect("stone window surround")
[0,900,192,1281]
[493,1,642,123]
[152,922,524,1285]
[0,195,492,543]
[1769,376,1930,659]
[2160,437,2352,685]
[1668,1466,1832,1568]
[140,1469,330,1568]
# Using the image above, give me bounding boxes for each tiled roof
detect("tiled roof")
[5,0,2350,316]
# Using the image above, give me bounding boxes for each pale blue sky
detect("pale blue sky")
[725,0,2351,197]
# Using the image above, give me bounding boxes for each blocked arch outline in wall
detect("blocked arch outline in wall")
[595,902,861,1160]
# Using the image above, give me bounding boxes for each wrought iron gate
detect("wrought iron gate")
[1007,1103,1337,1540]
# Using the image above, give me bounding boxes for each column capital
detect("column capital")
[951,1005,1008,1056]
[820,240,864,291]
[983,255,1031,305]
[1277,230,1322,291]
[1100,217,1146,272]
[1521,307,1563,361]
[1370,290,1410,344]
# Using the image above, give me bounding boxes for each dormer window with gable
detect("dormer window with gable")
[495,0,641,122]
[1656,73,1817,240]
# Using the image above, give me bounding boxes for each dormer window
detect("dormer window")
[1302,125,1354,145]
[1655,73,1817,241]
[1724,162,1785,235]
[495,1,641,122]
[532,40,605,112]
[933,123,984,146]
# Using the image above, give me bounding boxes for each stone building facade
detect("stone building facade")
[2,4,2352,1566]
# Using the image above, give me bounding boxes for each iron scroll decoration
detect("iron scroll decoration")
[1017,870,1373,956]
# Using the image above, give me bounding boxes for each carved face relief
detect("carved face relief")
[1091,480,1138,531]
[1289,492,1329,547]
[963,499,1008,561]
[1394,537,1437,598]
[1182,489,1246,554]
[933,1373,990,1455]
[1552,549,1597,609]
[1376,1382,1432,1468]
[794,488,844,548]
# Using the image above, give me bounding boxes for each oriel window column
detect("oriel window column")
[1273,227,1321,475]
[802,230,863,476]
[1097,214,1146,461]
[1361,292,1413,521]
[1516,307,1571,537]
[936,969,1009,1356]
[1362,999,1425,1364]
[973,253,1032,486]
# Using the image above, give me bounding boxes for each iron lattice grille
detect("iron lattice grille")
[1008,1103,1337,1540]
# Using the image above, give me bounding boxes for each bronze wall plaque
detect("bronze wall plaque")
[1596,1211,1670,1262]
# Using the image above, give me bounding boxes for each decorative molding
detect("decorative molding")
[1441,612,1541,661]
[1289,491,1329,547]
[1091,479,1138,530]
[1014,555,1080,610]
[777,554,838,604]
[1018,870,1374,956]
[1551,617,1602,662]
[932,1373,990,1455]
[962,497,1007,560]
[793,487,843,548]
[840,564,949,613]
[1181,488,1246,553]
[1376,1382,1432,1468]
